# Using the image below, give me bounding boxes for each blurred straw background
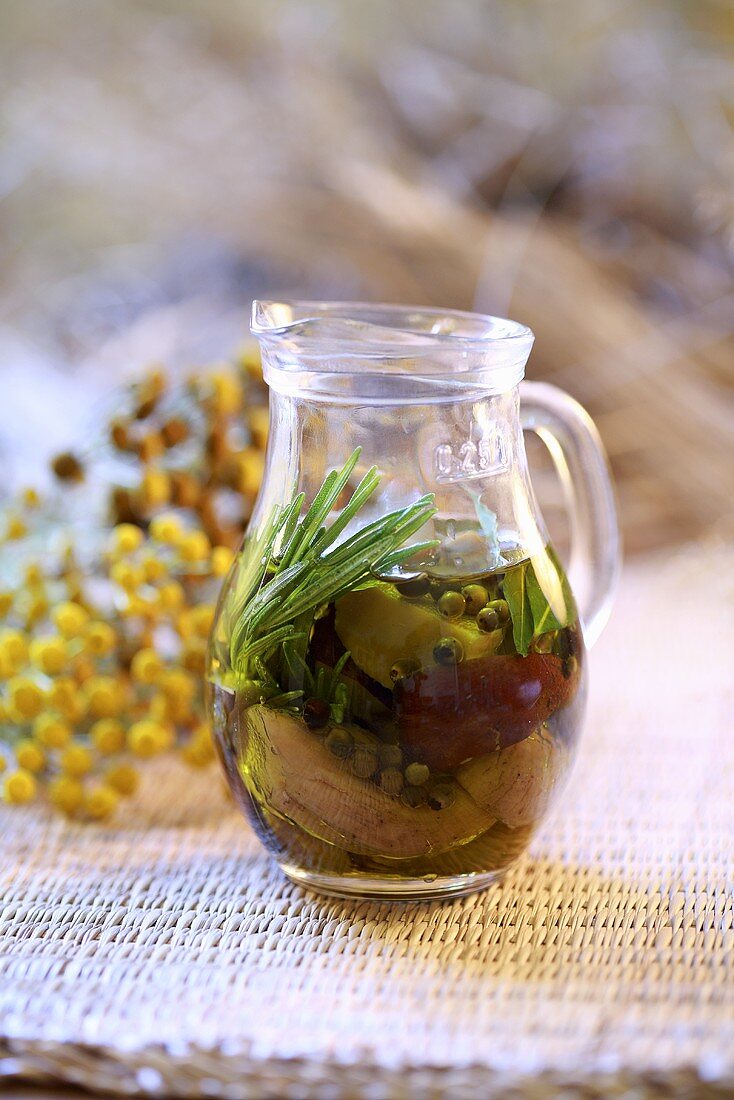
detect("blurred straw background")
[1,0,732,553]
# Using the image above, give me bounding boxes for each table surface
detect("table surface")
[1,545,733,1099]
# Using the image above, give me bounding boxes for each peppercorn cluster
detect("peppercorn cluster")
[0,351,267,819]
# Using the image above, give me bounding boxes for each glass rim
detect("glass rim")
[251,299,534,355]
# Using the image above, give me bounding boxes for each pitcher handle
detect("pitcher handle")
[520,380,621,647]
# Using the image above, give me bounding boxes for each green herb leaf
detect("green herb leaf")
[279,448,362,568]
[526,562,565,636]
[548,546,576,619]
[502,562,533,656]
[235,624,304,668]
[276,492,306,559]
[266,690,305,708]
[224,504,283,636]
[281,634,314,693]
[241,559,311,641]
[463,488,501,567]
[375,538,440,572]
[310,466,380,555]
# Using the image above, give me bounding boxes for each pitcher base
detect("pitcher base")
[279,863,506,902]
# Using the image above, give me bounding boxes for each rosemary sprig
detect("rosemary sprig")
[278,448,363,569]
[229,448,437,675]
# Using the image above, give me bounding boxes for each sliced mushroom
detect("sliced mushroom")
[241,705,496,859]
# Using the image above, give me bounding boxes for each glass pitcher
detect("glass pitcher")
[207,301,620,900]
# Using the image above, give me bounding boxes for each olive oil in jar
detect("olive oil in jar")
[210,550,586,895]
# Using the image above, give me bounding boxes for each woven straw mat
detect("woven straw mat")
[1,545,733,1099]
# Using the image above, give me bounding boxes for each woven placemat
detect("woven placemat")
[1,545,733,1099]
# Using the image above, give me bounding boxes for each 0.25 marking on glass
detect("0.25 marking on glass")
[433,431,509,483]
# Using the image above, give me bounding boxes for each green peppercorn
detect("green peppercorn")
[400,784,428,808]
[433,637,463,666]
[476,607,499,633]
[437,590,466,620]
[462,583,489,616]
[379,768,404,796]
[491,598,511,624]
[404,762,430,786]
[563,655,579,679]
[238,679,267,708]
[352,747,378,779]
[303,697,330,729]
[427,782,456,811]
[396,575,430,599]
[378,743,403,768]
[325,727,354,758]
[389,658,420,683]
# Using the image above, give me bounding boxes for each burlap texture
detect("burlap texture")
[1,546,732,1098]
